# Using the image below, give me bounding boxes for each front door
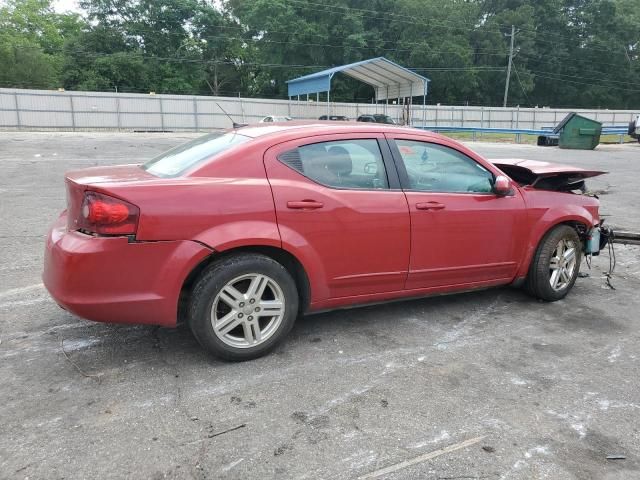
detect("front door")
[264,134,410,302]
[386,134,528,290]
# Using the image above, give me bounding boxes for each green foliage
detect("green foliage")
[0,0,638,108]
[0,0,82,88]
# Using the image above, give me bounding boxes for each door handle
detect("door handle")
[416,202,445,211]
[287,200,324,210]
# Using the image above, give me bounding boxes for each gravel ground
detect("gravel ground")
[1,132,639,480]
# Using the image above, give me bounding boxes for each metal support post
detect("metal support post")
[532,108,536,130]
[326,90,330,117]
[116,94,122,131]
[385,86,389,115]
[13,91,21,129]
[69,95,76,131]
[193,97,198,132]
[159,97,165,131]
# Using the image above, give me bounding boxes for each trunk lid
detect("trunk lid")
[65,164,153,185]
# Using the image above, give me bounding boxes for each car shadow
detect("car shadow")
[48,286,531,375]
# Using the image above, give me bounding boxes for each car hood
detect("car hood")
[489,158,606,179]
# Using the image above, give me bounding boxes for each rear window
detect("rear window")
[143,132,250,177]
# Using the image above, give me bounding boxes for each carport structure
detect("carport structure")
[286,57,430,124]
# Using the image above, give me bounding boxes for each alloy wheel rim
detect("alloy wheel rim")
[211,273,285,348]
[549,238,578,291]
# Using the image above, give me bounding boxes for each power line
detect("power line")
[525,68,640,87]
[63,23,511,56]
[281,0,625,55]
[9,45,509,73]
[523,53,640,71]
[512,64,531,105]
[282,0,595,45]
[530,71,640,93]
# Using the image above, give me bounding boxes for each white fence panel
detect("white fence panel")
[0,88,637,132]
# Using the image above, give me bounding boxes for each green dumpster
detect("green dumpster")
[554,113,602,150]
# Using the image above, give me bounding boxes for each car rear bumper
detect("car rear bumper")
[43,213,212,327]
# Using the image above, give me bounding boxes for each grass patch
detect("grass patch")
[440,131,637,145]
[441,131,538,144]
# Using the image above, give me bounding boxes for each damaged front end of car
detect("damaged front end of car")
[490,157,613,256]
[489,158,606,194]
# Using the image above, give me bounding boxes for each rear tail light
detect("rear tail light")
[77,191,139,236]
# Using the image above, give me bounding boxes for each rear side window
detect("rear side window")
[143,132,250,177]
[279,139,389,190]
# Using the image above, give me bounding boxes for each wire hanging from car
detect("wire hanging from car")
[604,229,616,290]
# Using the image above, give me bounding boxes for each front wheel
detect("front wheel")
[524,225,582,301]
[189,254,299,361]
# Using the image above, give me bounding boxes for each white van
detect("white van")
[629,115,640,142]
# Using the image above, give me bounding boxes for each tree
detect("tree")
[1,0,637,109]
[0,0,83,88]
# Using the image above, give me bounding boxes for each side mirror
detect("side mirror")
[493,175,512,196]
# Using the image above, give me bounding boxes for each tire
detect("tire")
[524,225,582,302]
[188,253,299,361]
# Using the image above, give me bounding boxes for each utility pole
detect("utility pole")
[503,25,515,108]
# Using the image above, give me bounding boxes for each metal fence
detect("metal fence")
[0,87,637,132]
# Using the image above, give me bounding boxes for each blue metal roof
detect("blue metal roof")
[286,57,430,100]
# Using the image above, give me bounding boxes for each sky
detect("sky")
[51,0,223,13]
[53,0,81,13]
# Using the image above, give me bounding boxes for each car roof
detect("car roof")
[231,121,443,142]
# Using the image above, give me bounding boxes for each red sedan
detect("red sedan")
[44,123,606,360]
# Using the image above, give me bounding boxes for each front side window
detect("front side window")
[143,132,250,177]
[279,139,389,190]
[395,140,494,193]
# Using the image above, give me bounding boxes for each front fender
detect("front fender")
[516,204,597,278]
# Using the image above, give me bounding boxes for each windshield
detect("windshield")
[143,132,250,177]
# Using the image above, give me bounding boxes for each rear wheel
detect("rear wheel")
[524,225,582,301]
[189,254,299,361]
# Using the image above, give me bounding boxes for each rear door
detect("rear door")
[264,134,410,301]
[386,133,528,290]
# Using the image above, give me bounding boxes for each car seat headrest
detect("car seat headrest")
[325,146,352,176]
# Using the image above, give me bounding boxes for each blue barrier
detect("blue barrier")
[417,126,628,135]
[415,125,629,143]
